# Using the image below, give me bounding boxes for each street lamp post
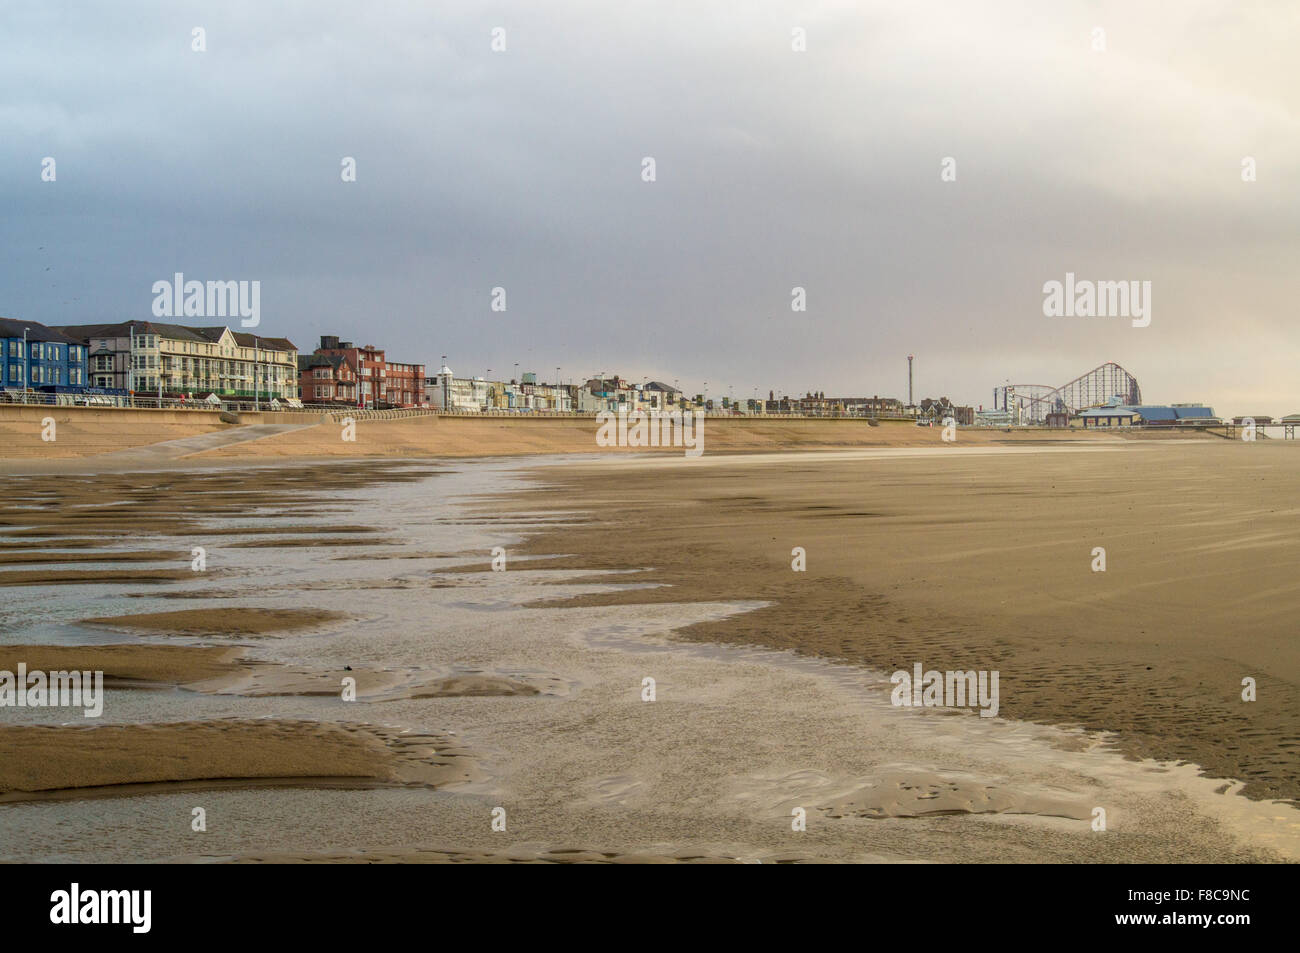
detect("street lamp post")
[21,328,28,404]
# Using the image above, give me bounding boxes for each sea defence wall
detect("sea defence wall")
[0,404,235,458]
[189,412,1119,460]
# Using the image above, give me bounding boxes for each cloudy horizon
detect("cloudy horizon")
[3,1,1297,416]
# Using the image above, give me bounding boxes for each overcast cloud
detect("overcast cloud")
[2,1,1297,415]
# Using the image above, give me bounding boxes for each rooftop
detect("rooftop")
[0,316,80,344]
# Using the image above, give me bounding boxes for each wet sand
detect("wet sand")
[498,442,1300,804]
[0,720,478,802]
[0,446,1295,863]
[0,644,247,686]
[225,847,754,864]
[0,644,545,702]
[80,607,349,637]
[0,568,193,586]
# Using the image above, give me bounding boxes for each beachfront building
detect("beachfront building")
[857,396,905,416]
[779,393,916,418]
[918,397,975,426]
[644,381,682,409]
[581,376,668,413]
[298,352,358,405]
[427,366,492,412]
[1072,406,1142,428]
[974,407,1018,426]
[1132,404,1219,426]
[0,317,89,394]
[302,335,421,408]
[425,367,581,413]
[513,374,575,412]
[55,321,298,400]
[1070,402,1220,428]
[421,369,644,413]
[384,360,425,407]
[305,337,424,409]
[582,377,631,413]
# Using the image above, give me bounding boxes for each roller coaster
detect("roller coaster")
[994,362,1141,424]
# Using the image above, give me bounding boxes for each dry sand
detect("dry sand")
[0,404,1164,463]
[190,415,1181,459]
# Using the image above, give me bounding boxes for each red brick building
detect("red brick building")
[299,336,425,408]
[383,359,425,408]
[298,351,357,405]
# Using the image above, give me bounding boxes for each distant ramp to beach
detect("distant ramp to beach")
[96,422,319,462]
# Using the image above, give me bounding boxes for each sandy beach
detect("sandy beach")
[499,441,1300,804]
[0,435,1296,863]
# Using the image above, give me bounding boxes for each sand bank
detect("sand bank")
[0,720,479,802]
[0,644,245,686]
[80,607,348,637]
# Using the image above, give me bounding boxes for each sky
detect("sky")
[2,1,1297,416]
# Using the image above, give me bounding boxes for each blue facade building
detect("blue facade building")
[0,316,89,392]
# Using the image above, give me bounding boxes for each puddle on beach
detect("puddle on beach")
[0,457,1296,863]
